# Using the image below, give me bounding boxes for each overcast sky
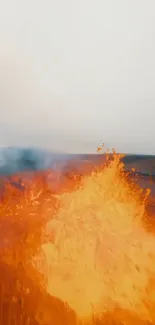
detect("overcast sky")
[0,0,155,153]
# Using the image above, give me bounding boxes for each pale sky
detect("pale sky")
[0,0,155,154]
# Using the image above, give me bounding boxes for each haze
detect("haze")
[0,0,155,154]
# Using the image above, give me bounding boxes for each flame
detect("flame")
[0,150,155,324]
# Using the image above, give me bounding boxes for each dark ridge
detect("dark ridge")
[122,154,155,163]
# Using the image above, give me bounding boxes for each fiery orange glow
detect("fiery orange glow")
[0,150,155,324]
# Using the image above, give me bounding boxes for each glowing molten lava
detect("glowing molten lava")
[34,153,155,324]
[0,151,155,325]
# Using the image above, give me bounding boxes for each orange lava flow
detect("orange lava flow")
[0,151,155,325]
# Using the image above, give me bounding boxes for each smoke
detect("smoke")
[0,147,74,175]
